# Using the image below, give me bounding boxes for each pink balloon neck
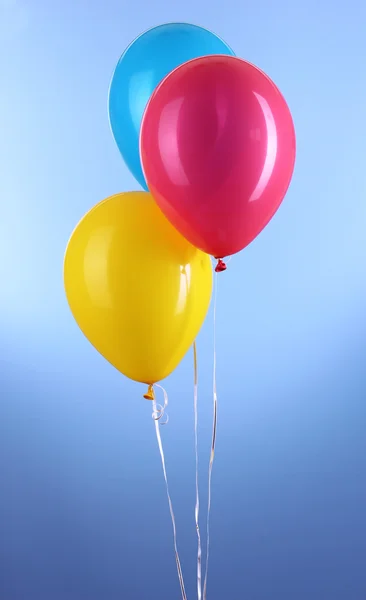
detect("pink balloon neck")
[214,258,227,273]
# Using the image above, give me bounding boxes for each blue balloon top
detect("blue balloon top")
[108,22,235,190]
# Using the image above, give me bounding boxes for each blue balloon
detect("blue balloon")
[108,23,235,190]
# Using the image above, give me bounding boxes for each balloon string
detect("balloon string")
[193,341,202,600]
[203,271,219,600]
[152,385,187,600]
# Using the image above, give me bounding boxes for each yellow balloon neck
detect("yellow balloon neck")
[143,384,155,401]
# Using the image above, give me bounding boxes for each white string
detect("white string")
[203,271,219,600]
[152,384,188,600]
[193,341,202,600]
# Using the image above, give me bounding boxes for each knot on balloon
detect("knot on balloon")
[215,258,227,273]
[143,384,155,401]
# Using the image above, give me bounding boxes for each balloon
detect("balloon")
[140,55,296,262]
[108,23,235,190]
[64,191,213,389]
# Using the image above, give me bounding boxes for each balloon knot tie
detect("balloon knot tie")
[143,384,155,401]
[215,258,227,273]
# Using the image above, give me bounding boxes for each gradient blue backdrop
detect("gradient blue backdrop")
[1,0,366,598]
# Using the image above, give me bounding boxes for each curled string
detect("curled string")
[193,341,202,600]
[151,384,169,425]
[152,384,187,600]
[203,270,219,600]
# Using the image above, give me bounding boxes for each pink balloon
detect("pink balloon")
[140,55,296,266]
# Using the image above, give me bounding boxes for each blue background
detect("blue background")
[1,0,366,598]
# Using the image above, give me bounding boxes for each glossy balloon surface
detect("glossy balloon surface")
[141,55,296,258]
[64,192,213,384]
[109,23,235,189]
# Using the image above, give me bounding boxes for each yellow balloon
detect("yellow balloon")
[64,191,213,390]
